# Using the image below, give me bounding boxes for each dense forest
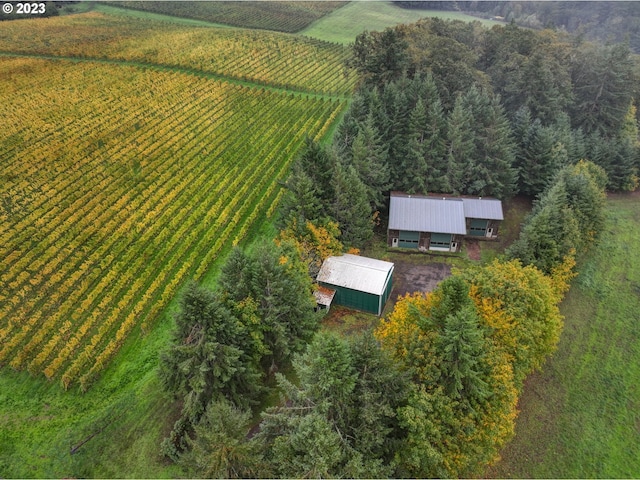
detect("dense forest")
[160,17,632,478]
[395,1,640,53]
[281,17,639,249]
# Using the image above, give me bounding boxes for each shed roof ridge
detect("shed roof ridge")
[329,254,393,272]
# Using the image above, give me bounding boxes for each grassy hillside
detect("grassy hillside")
[301,1,503,44]
[487,194,640,477]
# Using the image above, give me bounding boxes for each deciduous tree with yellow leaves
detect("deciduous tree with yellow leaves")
[375,275,519,478]
[276,218,344,277]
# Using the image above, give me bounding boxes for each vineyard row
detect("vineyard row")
[0,58,346,389]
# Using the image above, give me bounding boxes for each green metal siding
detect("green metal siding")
[319,282,380,315]
[469,218,488,236]
[381,270,394,313]
[399,230,420,249]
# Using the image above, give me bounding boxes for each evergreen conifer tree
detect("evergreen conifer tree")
[513,111,565,196]
[332,163,374,248]
[382,79,413,188]
[438,307,490,406]
[350,114,391,208]
[460,86,516,198]
[507,180,580,274]
[298,137,336,204]
[402,98,431,193]
[278,161,324,228]
[180,400,266,478]
[444,94,475,194]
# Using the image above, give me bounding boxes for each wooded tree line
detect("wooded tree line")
[395,1,640,54]
[161,254,583,478]
[158,242,321,461]
[280,19,637,251]
[278,136,378,250]
[507,160,608,275]
[349,19,639,192]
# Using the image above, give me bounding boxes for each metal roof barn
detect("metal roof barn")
[316,254,394,315]
[388,195,467,235]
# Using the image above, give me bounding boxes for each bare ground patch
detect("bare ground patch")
[390,259,452,302]
[466,238,481,261]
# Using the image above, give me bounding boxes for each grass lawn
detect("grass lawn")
[321,306,382,336]
[486,194,640,478]
[301,1,503,44]
[0,311,182,477]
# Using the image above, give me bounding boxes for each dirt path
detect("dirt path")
[466,238,481,261]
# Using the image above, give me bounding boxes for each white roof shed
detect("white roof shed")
[316,254,394,296]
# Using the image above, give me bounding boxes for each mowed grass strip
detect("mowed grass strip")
[0,57,346,389]
[487,194,640,478]
[301,1,504,44]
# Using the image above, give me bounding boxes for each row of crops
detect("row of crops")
[0,57,346,390]
[0,12,356,96]
[104,1,347,33]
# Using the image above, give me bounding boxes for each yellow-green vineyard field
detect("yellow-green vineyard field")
[0,56,346,391]
[104,1,347,33]
[0,12,356,96]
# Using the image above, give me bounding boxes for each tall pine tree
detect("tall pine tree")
[459,86,516,199]
[444,94,475,194]
[350,114,391,208]
[332,163,374,249]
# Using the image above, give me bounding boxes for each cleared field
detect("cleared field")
[0,56,345,390]
[104,1,347,33]
[0,12,356,96]
[487,194,640,477]
[301,1,503,44]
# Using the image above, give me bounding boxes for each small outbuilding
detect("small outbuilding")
[316,254,394,316]
[313,285,336,311]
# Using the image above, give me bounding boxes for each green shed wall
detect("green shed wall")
[398,230,420,249]
[319,282,380,315]
[468,218,489,236]
[381,270,393,313]
[319,269,393,316]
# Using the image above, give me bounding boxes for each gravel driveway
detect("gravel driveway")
[390,260,452,302]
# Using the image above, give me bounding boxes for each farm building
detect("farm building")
[387,192,504,252]
[315,254,394,316]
